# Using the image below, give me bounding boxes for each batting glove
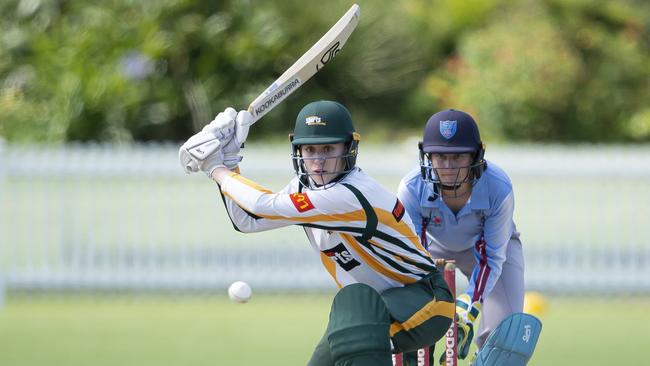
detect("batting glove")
[203,108,253,169]
[179,129,228,176]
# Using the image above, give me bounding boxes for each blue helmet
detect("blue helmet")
[418,109,487,196]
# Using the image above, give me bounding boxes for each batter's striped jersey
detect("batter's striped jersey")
[219,167,437,293]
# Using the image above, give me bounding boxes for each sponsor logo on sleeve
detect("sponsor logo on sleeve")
[289,192,315,212]
[323,243,361,271]
[392,199,405,222]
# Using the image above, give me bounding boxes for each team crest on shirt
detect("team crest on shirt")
[432,215,443,227]
[305,115,327,126]
[439,120,457,140]
[323,243,361,271]
[289,192,315,212]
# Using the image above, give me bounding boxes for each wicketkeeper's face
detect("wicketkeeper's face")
[429,153,473,186]
[300,143,346,186]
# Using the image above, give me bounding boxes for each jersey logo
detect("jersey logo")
[289,192,315,212]
[323,243,361,271]
[392,199,405,222]
[432,215,443,227]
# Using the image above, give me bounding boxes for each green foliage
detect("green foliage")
[1,0,649,143]
[548,0,650,141]
[424,0,650,142]
[439,2,584,141]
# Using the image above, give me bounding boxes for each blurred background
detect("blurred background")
[1,0,649,365]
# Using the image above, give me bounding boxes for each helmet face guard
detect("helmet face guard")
[289,100,360,189]
[418,143,487,199]
[291,139,359,190]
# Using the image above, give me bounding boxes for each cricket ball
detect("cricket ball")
[228,281,252,303]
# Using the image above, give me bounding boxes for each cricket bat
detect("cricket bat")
[186,4,360,170]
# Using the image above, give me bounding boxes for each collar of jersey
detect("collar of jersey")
[419,173,490,210]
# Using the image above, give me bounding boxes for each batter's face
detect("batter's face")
[300,143,346,186]
[429,153,473,186]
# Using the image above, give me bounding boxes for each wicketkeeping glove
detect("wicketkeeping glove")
[455,294,481,360]
[440,294,481,364]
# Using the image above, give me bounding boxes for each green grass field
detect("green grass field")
[0,294,648,366]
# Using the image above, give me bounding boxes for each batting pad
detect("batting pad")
[327,284,392,366]
[472,312,542,366]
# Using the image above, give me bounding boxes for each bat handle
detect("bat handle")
[187,160,199,172]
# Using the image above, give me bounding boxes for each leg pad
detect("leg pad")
[473,312,542,366]
[327,284,392,366]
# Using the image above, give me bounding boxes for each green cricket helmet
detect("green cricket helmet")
[289,100,361,188]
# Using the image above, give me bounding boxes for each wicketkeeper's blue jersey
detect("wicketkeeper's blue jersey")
[397,161,521,303]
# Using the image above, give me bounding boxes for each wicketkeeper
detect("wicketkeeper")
[397,109,526,364]
[179,100,454,366]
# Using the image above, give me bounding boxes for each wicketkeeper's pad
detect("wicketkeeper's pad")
[472,312,542,366]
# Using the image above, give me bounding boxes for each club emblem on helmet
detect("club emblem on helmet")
[305,115,327,126]
[439,120,457,140]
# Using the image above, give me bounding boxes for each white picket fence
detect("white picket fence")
[1,142,650,295]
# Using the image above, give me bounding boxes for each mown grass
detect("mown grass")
[0,294,648,366]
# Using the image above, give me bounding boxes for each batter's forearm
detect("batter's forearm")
[211,166,235,185]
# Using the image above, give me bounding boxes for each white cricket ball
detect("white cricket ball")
[228,281,252,303]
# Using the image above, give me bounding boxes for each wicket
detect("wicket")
[392,260,457,366]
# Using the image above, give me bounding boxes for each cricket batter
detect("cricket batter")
[397,109,525,363]
[179,100,454,366]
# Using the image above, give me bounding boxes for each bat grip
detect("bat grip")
[187,160,199,171]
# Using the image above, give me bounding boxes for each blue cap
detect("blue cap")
[422,109,482,153]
